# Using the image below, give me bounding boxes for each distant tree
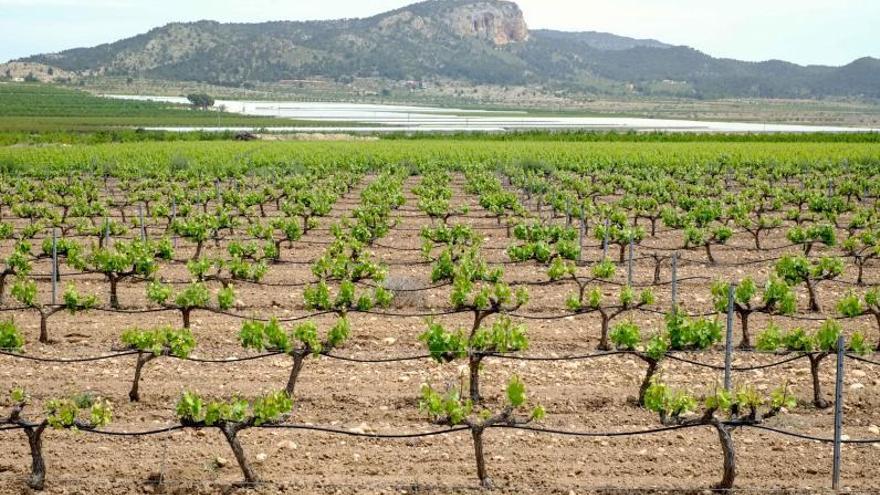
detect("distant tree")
[126,77,134,85]
[186,93,215,110]
[47,67,54,76]
[23,73,38,83]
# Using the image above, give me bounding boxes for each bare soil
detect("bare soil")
[0,176,878,494]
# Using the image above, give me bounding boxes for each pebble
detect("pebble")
[255,452,268,463]
[850,383,865,391]
[215,456,229,468]
[349,422,372,435]
[868,425,880,435]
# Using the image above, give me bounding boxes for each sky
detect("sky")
[1,0,877,67]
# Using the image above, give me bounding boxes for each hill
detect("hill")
[9,0,880,99]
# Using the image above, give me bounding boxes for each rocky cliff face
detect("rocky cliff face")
[440,1,529,45]
[375,0,529,45]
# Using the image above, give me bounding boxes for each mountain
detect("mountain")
[11,0,880,99]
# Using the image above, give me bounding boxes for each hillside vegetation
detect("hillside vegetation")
[12,0,880,100]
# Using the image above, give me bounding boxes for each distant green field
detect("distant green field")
[2,139,878,176]
[0,82,326,131]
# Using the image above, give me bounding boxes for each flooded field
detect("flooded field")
[106,95,880,133]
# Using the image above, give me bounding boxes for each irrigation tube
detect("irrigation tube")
[742,424,880,445]
[2,420,878,445]
[664,352,810,372]
[493,423,704,437]
[0,347,864,373]
[0,349,140,363]
[0,347,833,370]
[258,424,470,439]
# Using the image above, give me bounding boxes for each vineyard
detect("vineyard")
[0,140,879,493]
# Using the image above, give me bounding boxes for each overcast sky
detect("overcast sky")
[1,0,877,66]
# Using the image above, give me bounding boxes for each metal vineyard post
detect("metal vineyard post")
[832,335,845,490]
[627,238,634,286]
[671,252,678,310]
[724,283,735,391]
[139,205,146,242]
[51,229,58,305]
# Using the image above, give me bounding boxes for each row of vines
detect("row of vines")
[2,144,880,491]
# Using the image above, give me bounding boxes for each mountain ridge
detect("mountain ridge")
[8,0,880,99]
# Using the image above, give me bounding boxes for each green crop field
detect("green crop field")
[0,82,335,132]
[1,138,878,175]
